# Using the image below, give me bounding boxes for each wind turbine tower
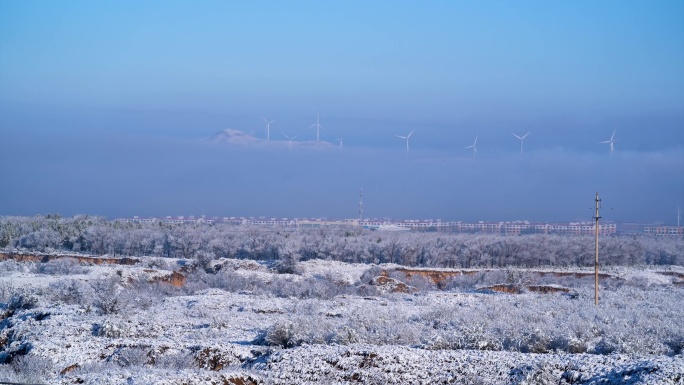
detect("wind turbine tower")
[282,133,298,150]
[261,117,276,141]
[600,130,617,155]
[465,135,478,158]
[310,114,324,141]
[512,132,531,155]
[396,130,414,156]
[337,138,343,149]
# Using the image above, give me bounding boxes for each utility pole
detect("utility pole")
[358,188,363,226]
[594,192,601,306]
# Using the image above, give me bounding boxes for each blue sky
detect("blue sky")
[1,1,683,222]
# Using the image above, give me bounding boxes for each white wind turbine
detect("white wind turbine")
[465,135,478,158]
[261,116,276,141]
[511,131,531,155]
[396,130,415,155]
[282,133,299,150]
[310,114,324,141]
[600,130,617,155]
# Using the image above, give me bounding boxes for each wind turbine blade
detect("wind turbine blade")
[397,135,406,139]
[610,130,616,141]
[512,133,522,140]
[261,116,268,123]
[407,130,414,138]
[522,132,531,139]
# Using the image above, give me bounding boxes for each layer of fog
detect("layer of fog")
[1,126,682,224]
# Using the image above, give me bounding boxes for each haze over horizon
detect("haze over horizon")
[1,1,682,224]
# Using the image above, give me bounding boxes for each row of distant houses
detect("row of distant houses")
[121,215,683,237]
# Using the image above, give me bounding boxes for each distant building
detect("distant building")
[644,225,684,237]
[122,215,682,237]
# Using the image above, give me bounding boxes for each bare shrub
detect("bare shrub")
[510,361,562,385]
[33,258,88,275]
[0,281,19,304]
[154,351,195,370]
[8,293,37,311]
[254,321,300,348]
[275,252,300,274]
[0,260,24,274]
[49,279,91,305]
[90,277,123,315]
[110,347,149,367]
[358,266,384,284]
[92,320,128,338]
[445,271,487,290]
[118,278,166,311]
[399,273,434,291]
[10,354,54,384]
[145,257,172,270]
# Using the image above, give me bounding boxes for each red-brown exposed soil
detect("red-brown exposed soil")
[224,377,259,385]
[0,252,139,266]
[152,271,186,288]
[657,271,684,280]
[526,285,572,294]
[477,285,522,294]
[396,268,479,285]
[60,364,80,375]
[370,276,417,293]
[196,347,242,371]
[1,252,187,287]
[392,267,619,287]
[477,284,572,294]
[536,271,616,279]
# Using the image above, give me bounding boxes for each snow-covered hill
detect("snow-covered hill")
[0,256,682,384]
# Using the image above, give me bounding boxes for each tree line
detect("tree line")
[1,215,682,268]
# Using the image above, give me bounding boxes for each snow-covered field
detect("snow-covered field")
[0,256,682,384]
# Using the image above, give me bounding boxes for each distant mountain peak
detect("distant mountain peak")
[210,129,263,145]
[209,129,336,149]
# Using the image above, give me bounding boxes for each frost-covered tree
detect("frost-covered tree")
[2,215,683,268]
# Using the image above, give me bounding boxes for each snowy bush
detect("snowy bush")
[154,351,196,370]
[510,361,564,385]
[7,292,37,312]
[49,279,91,305]
[32,257,88,275]
[0,281,20,304]
[110,346,150,367]
[92,320,128,338]
[0,354,54,384]
[254,321,301,348]
[0,260,25,274]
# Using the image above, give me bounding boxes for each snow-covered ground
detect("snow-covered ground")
[0,256,682,384]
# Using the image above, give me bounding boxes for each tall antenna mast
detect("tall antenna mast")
[594,192,601,306]
[678,206,681,227]
[359,188,363,226]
